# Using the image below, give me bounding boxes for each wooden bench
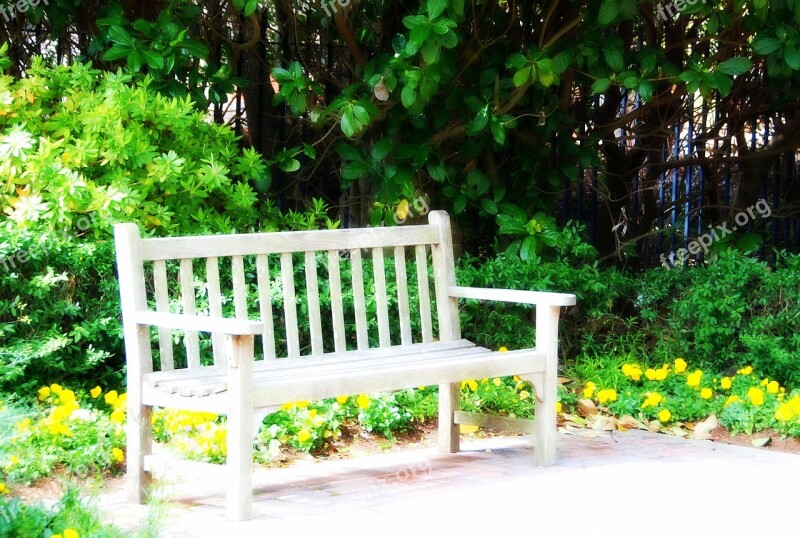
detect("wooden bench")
[114,210,575,521]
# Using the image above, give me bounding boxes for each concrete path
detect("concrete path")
[100,430,800,538]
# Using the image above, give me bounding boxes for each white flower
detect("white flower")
[0,125,35,160]
[6,194,49,223]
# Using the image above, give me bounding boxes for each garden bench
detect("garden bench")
[114,210,576,521]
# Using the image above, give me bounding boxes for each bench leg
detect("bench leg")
[226,335,255,522]
[127,401,152,503]
[437,382,460,453]
[532,305,560,466]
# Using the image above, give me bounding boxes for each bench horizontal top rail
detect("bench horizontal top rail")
[138,224,439,261]
[133,311,264,335]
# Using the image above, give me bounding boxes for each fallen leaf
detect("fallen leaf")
[459,424,480,434]
[752,437,772,447]
[590,415,617,431]
[616,415,648,431]
[692,415,718,440]
[557,376,572,385]
[578,399,598,416]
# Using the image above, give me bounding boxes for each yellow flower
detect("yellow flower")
[336,395,348,405]
[596,389,617,404]
[582,381,596,399]
[64,529,79,538]
[493,378,502,387]
[760,378,769,387]
[38,386,52,400]
[748,387,764,406]
[737,366,753,375]
[90,386,102,398]
[461,380,478,391]
[621,364,642,381]
[658,409,671,423]
[687,370,703,388]
[498,347,508,352]
[775,404,795,422]
[641,392,663,409]
[395,199,410,221]
[655,366,669,381]
[357,394,370,410]
[519,390,530,401]
[673,358,687,374]
[767,381,779,394]
[645,368,657,381]
[724,395,740,407]
[49,383,63,395]
[0,482,7,494]
[104,390,119,406]
[700,388,713,400]
[16,418,30,431]
[111,447,124,463]
[8,455,19,466]
[720,377,732,390]
[297,429,312,443]
[555,402,562,413]
[110,409,126,424]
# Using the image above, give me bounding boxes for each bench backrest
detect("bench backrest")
[115,210,461,372]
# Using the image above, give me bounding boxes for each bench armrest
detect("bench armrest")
[131,311,264,335]
[448,286,576,307]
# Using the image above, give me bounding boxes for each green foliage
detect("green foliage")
[0,386,125,485]
[0,488,131,538]
[0,57,332,390]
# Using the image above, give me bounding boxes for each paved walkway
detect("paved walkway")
[100,430,800,537]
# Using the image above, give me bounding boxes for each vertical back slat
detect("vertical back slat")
[153,260,174,371]
[256,254,276,359]
[394,246,412,345]
[179,258,201,368]
[327,250,347,353]
[231,255,248,319]
[281,252,300,358]
[415,245,433,343]
[350,248,369,350]
[304,251,324,356]
[372,247,391,347]
[205,257,225,366]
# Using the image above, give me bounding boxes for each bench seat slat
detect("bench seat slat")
[149,345,490,396]
[143,345,546,405]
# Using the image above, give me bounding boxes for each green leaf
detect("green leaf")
[784,47,800,70]
[142,50,165,70]
[638,80,654,100]
[410,23,432,45]
[352,104,370,124]
[716,57,752,76]
[403,15,428,30]
[427,159,447,182]
[371,138,393,161]
[552,51,572,74]
[108,25,134,47]
[490,119,506,145]
[278,159,301,172]
[591,78,612,93]
[506,53,528,70]
[401,86,417,108]
[181,39,209,59]
[427,0,448,19]
[599,0,620,25]
[465,105,489,135]
[342,161,371,180]
[341,108,356,137]
[713,72,733,96]
[453,194,467,215]
[752,36,783,55]
[421,42,441,64]
[512,67,531,87]
[335,143,362,162]
[480,198,498,215]
[103,44,132,62]
[520,236,537,260]
[604,46,624,72]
